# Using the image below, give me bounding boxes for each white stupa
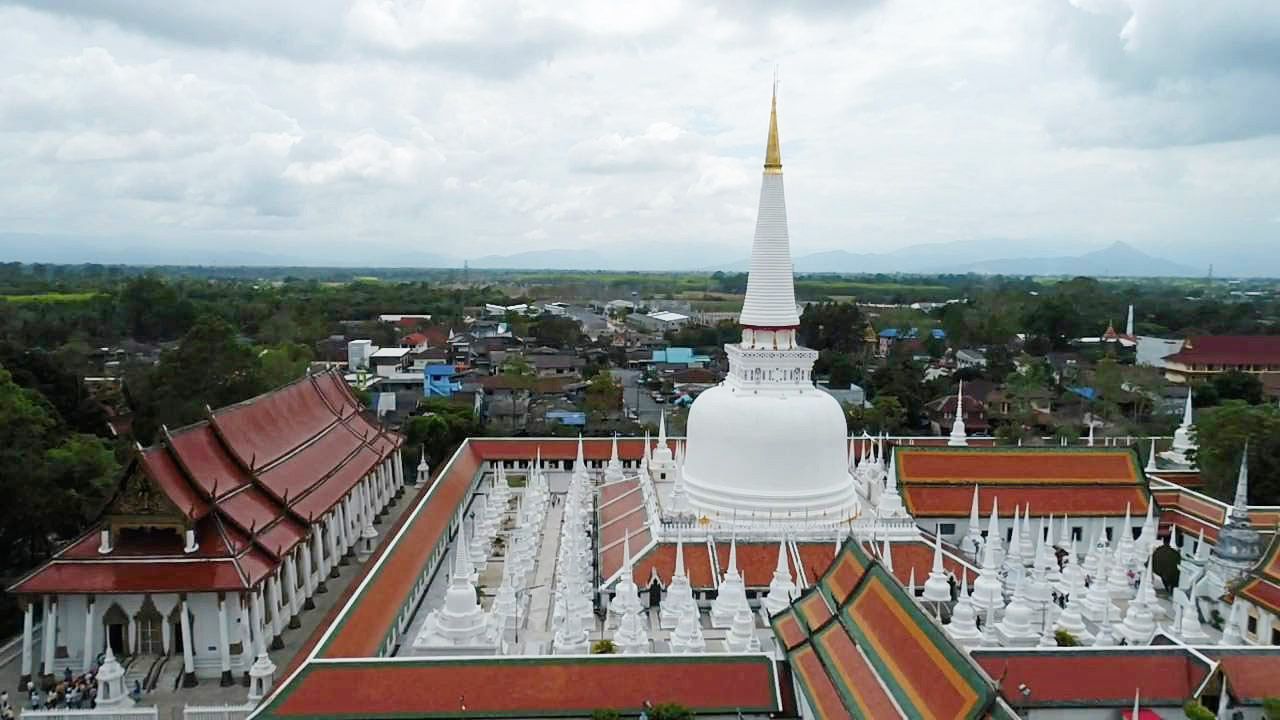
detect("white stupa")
[681,87,858,524]
[1160,387,1196,467]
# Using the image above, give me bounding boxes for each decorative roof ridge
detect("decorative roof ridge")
[159,424,214,518]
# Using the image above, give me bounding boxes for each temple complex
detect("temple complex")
[12,89,1280,720]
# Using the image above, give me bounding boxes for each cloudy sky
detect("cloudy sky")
[1,0,1278,273]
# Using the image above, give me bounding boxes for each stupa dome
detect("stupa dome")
[682,383,857,520]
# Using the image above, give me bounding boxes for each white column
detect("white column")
[250,589,265,655]
[20,600,33,684]
[301,539,315,598]
[394,449,404,490]
[239,594,253,677]
[41,595,57,678]
[82,596,96,673]
[268,573,284,643]
[217,595,232,685]
[327,514,342,576]
[338,501,352,553]
[178,596,196,686]
[284,553,301,626]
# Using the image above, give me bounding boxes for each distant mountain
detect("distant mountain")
[938,241,1196,277]
[713,240,1196,277]
[468,242,738,271]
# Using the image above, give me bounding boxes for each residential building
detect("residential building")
[1162,335,1280,385]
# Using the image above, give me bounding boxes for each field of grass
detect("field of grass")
[1,292,103,304]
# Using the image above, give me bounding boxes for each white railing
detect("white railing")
[182,704,255,720]
[22,708,157,720]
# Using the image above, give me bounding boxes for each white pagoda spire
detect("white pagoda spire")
[946,574,982,648]
[923,530,952,604]
[711,535,750,627]
[960,485,983,561]
[763,537,797,616]
[1125,304,1135,336]
[948,381,969,447]
[660,532,695,629]
[738,82,801,334]
[1166,387,1197,466]
[971,499,1005,613]
[415,444,429,487]
[610,531,643,616]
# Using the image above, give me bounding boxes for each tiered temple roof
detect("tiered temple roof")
[1237,533,1280,615]
[772,540,1003,719]
[895,446,1149,517]
[10,370,402,596]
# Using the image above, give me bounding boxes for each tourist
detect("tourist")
[0,690,9,712]
[130,679,142,702]
[64,666,72,685]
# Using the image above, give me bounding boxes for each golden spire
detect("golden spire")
[764,78,782,174]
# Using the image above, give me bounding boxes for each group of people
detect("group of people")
[15,662,133,715]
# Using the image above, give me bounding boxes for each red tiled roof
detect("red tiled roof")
[628,541,836,589]
[897,447,1141,485]
[1166,335,1280,366]
[812,623,900,719]
[898,447,1148,517]
[258,656,780,718]
[906,485,1149,518]
[789,644,853,720]
[888,541,977,587]
[213,376,338,470]
[9,370,401,597]
[140,446,209,520]
[9,515,276,594]
[972,648,1212,707]
[1208,650,1280,703]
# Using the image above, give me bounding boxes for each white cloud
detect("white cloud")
[0,1,1277,274]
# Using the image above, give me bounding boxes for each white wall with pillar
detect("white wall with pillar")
[19,589,257,685]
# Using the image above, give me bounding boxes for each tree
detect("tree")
[127,315,267,443]
[1189,401,1280,505]
[584,372,623,420]
[1211,370,1264,405]
[403,399,482,467]
[0,367,119,568]
[799,301,865,354]
[828,353,856,389]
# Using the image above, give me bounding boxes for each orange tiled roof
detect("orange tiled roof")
[972,648,1212,708]
[897,446,1149,518]
[259,656,781,718]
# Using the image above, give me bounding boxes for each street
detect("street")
[611,368,666,428]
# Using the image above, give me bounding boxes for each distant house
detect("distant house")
[818,382,866,407]
[645,347,712,370]
[925,389,989,435]
[955,348,988,369]
[1161,335,1280,386]
[526,350,585,379]
[425,364,461,398]
[630,310,690,332]
[877,327,944,357]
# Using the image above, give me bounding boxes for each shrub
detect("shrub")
[651,703,694,720]
[1210,609,1224,630]
[590,639,616,654]
[1184,699,1215,720]
[591,711,621,720]
[1054,629,1080,647]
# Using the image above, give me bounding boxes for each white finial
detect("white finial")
[1231,442,1252,519]
[674,531,686,577]
[948,381,969,447]
[1182,386,1194,428]
[1146,438,1158,471]
[1125,304,1134,337]
[882,539,894,573]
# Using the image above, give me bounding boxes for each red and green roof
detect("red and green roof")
[895,446,1150,518]
[772,539,998,720]
[1238,532,1280,615]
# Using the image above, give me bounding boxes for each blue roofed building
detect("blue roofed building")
[648,347,712,369]
[424,363,461,398]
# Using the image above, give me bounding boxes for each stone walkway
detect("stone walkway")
[3,484,426,718]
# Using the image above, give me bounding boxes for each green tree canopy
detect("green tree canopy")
[1190,401,1280,505]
